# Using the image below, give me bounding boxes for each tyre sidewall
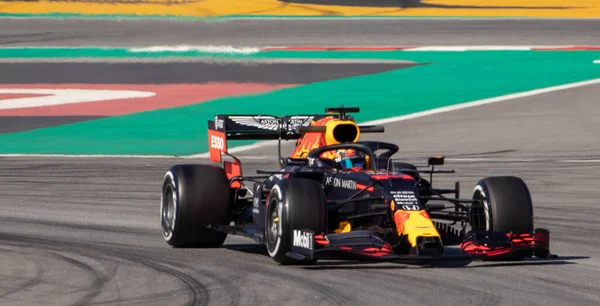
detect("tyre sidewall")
[161,170,179,241]
[472,176,533,234]
[161,164,231,247]
[472,181,493,231]
[266,183,286,259]
[265,178,326,264]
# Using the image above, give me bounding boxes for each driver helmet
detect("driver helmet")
[334,149,369,170]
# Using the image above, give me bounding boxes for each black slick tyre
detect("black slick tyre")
[470,176,534,234]
[265,178,327,265]
[161,164,231,247]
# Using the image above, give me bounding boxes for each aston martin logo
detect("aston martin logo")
[287,116,315,128]
[229,116,281,130]
[229,115,314,131]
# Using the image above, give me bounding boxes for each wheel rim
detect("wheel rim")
[470,191,488,230]
[162,184,177,235]
[267,198,280,245]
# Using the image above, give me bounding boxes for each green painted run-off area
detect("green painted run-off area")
[1,50,600,155]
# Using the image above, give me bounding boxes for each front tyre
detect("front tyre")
[470,176,534,234]
[161,164,231,247]
[265,178,327,265]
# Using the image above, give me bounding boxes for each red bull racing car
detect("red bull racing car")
[160,107,551,264]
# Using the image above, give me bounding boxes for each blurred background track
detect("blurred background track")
[1,18,599,47]
[1,0,599,18]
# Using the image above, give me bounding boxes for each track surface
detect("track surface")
[0,116,105,134]
[0,61,414,84]
[2,81,600,306]
[1,18,600,305]
[1,18,599,47]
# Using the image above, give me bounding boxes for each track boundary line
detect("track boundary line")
[2,45,600,54]
[2,78,600,159]
[190,77,600,157]
[447,158,600,163]
[262,45,600,51]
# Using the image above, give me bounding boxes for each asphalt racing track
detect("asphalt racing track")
[1,18,599,46]
[1,18,600,305]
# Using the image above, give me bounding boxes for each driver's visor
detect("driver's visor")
[342,156,365,168]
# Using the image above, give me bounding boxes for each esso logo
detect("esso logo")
[211,135,224,150]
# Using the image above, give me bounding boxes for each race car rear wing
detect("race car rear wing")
[208,114,328,162]
[207,107,384,164]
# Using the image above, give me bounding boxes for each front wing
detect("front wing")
[288,228,552,263]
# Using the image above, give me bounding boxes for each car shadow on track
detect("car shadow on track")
[224,244,589,270]
[224,243,270,256]
[303,256,589,270]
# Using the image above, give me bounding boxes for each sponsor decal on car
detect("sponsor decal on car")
[402,204,420,211]
[390,190,420,207]
[293,229,314,250]
[208,129,227,162]
[214,116,225,130]
[229,115,315,131]
[211,134,225,151]
[324,176,357,190]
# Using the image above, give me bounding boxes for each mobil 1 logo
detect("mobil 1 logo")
[292,229,314,251]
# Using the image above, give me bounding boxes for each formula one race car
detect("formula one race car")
[160,107,551,264]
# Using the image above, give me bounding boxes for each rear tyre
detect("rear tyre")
[161,164,231,247]
[470,176,534,234]
[265,178,327,265]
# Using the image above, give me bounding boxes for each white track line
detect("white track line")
[0,89,155,110]
[0,154,180,159]
[360,78,600,126]
[127,45,261,54]
[447,158,600,163]
[594,60,600,64]
[4,45,596,53]
[3,78,600,159]
[0,154,269,159]
[189,78,600,158]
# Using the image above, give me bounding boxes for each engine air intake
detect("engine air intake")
[329,122,360,144]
